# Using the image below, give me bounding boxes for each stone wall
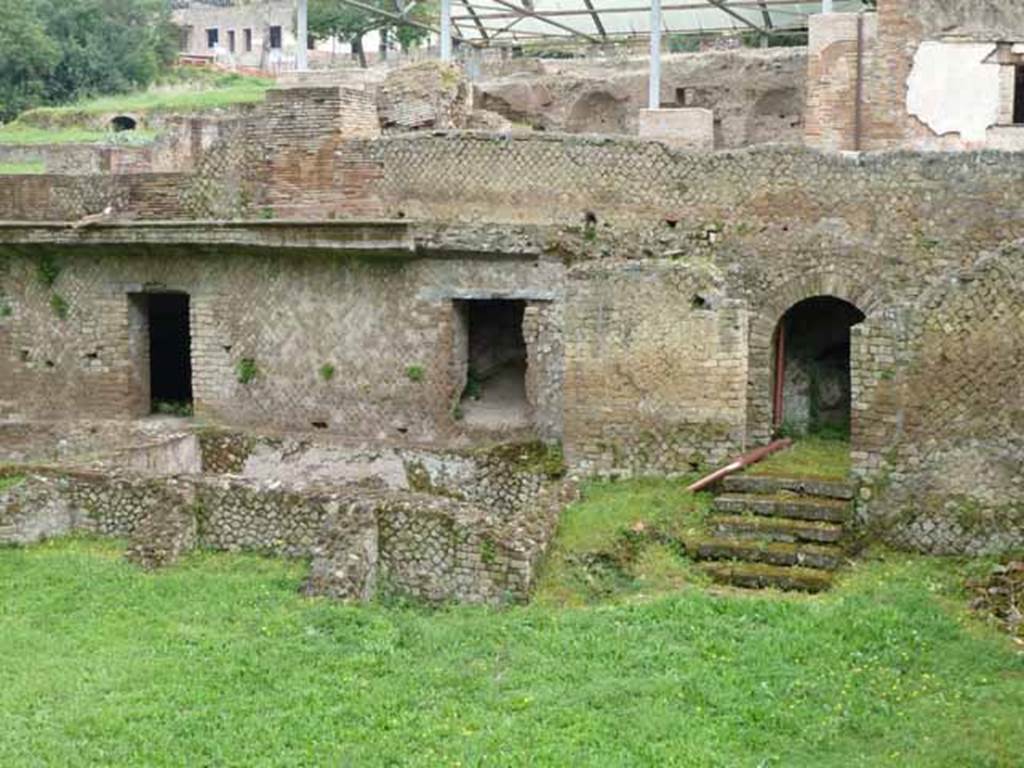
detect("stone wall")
[0,248,562,444]
[474,48,806,148]
[3,109,1024,554]
[0,435,570,603]
[806,2,1024,152]
[377,62,471,134]
[0,85,378,221]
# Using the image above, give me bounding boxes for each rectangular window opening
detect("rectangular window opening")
[454,299,529,430]
[269,25,282,50]
[244,28,253,52]
[131,293,193,417]
[206,28,219,49]
[1014,65,1024,124]
[228,29,236,53]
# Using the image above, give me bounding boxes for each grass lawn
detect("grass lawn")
[749,436,851,480]
[2,501,1022,766]
[0,127,159,146]
[0,72,272,146]
[534,477,711,607]
[0,160,46,174]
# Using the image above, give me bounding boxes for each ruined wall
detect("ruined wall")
[475,48,806,148]
[4,124,1024,551]
[806,2,1024,151]
[377,62,471,134]
[0,248,563,444]
[0,86,378,221]
[0,436,570,603]
[564,261,747,475]
[855,251,1024,555]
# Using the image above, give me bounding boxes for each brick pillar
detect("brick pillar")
[805,12,878,152]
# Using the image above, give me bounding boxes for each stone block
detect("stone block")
[637,108,714,151]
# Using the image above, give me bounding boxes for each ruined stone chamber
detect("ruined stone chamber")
[4,0,1024,595]
[0,428,572,604]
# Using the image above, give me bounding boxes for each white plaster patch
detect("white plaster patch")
[906,42,1001,144]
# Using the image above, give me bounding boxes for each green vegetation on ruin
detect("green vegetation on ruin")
[0,160,44,174]
[236,357,259,384]
[0,126,159,146]
[535,478,710,607]
[1,531,1021,767]
[750,435,852,480]
[0,72,271,147]
[0,473,26,491]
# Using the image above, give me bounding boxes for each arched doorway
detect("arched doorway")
[772,296,865,436]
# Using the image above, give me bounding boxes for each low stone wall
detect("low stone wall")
[0,436,571,604]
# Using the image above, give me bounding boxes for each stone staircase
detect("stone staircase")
[693,474,854,592]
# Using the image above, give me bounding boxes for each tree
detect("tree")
[310,0,383,68]
[0,1,59,121]
[0,0,177,122]
[39,0,178,105]
[394,0,435,53]
[309,0,435,67]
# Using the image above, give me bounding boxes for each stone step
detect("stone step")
[702,562,834,593]
[722,474,854,501]
[709,514,844,544]
[712,493,850,523]
[693,537,844,571]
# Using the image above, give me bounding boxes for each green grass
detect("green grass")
[749,436,851,480]
[0,71,272,146]
[21,72,273,121]
[0,473,26,491]
[0,126,159,146]
[0,537,1021,766]
[534,478,710,606]
[0,160,45,174]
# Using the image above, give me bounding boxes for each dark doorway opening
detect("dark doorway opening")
[110,115,137,132]
[456,299,529,429]
[772,296,864,437]
[147,293,193,415]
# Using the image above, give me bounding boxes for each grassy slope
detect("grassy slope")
[1,531,1022,766]
[749,436,852,480]
[0,127,159,146]
[0,160,46,174]
[0,72,272,146]
[535,477,710,607]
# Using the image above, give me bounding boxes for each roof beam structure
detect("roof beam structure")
[440,0,870,43]
[704,0,764,34]
[484,0,601,43]
[582,0,608,41]
[461,0,490,39]
[334,0,479,45]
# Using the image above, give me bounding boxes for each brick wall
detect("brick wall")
[377,62,470,134]
[807,1,1024,151]
[3,115,1024,551]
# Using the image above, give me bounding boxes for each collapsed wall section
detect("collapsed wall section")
[0,437,571,604]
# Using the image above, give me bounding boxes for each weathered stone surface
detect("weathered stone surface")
[713,493,850,523]
[0,431,572,604]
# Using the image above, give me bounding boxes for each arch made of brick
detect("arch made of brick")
[745,270,886,451]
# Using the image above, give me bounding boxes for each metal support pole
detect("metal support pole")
[441,0,453,61]
[649,0,661,109]
[296,0,309,70]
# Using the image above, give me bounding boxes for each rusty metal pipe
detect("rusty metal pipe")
[685,438,792,493]
[772,320,786,431]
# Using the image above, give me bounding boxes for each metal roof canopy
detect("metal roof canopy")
[434,0,873,46]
